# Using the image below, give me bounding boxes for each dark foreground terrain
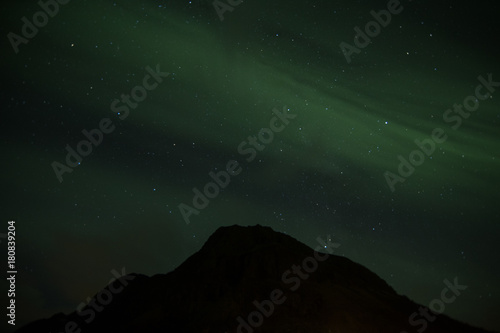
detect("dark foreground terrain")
[16,225,496,333]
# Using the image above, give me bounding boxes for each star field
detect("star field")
[1,0,499,332]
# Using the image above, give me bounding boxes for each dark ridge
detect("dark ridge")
[16,225,497,333]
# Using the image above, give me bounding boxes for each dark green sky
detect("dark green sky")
[1,0,499,332]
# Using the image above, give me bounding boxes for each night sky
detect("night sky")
[1,0,499,332]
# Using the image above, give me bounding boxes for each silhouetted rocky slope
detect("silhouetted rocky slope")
[16,225,496,333]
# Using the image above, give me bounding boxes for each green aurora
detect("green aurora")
[1,0,499,331]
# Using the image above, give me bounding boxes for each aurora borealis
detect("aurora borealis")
[1,0,499,332]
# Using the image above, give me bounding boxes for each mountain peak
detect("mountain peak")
[198,224,306,255]
[16,225,496,333]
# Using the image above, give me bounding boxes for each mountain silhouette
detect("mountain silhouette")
[16,225,495,333]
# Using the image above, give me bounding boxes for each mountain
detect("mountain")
[16,225,495,333]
